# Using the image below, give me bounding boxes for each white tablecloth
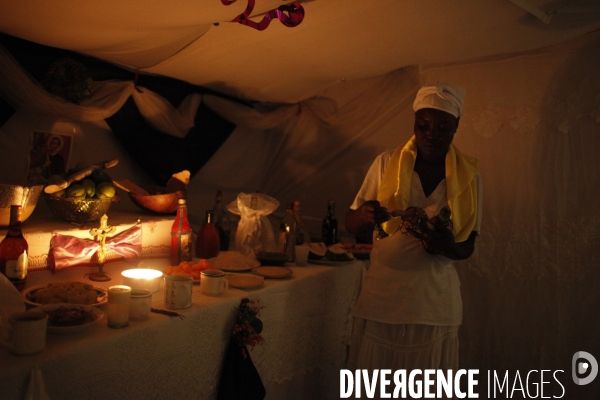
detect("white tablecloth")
[0,258,364,400]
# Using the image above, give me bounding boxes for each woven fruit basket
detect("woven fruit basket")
[44,194,113,224]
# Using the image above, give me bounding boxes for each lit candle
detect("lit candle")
[121,268,163,293]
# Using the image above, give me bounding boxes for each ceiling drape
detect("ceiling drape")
[0,35,237,184]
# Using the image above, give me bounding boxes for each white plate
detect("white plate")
[310,259,355,266]
[225,274,265,289]
[251,266,293,279]
[31,303,104,334]
[22,283,108,308]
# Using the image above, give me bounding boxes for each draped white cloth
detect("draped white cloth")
[0,44,200,138]
[0,259,364,400]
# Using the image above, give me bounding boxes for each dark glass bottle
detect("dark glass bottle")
[170,198,192,265]
[0,205,29,291]
[279,203,296,262]
[322,199,338,246]
[196,210,220,259]
[213,190,230,251]
[429,206,452,230]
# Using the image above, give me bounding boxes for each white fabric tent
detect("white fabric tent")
[2,1,600,398]
[2,0,600,103]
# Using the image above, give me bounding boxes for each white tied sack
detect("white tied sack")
[227,193,280,257]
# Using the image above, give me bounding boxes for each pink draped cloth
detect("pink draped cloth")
[49,224,142,272]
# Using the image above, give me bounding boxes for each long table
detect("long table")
[0,257,364,400]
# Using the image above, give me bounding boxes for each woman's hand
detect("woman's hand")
[422,228,478,260]
[361,200,389,225]
[421,224,455,255]
[345,200,389,236]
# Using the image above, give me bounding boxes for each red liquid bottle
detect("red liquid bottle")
[171,198,192,265]
[196,210,220,259]
[0,205,29,291]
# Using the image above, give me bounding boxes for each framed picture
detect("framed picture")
[27,131,72,184]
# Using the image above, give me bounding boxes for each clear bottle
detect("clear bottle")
[0,205,29,291]
[170,198,192,265]
[279,203,296,262]
[322,199,338,246]
[293,199,308,245]
[196,210,220,259]
[213,190,230,251]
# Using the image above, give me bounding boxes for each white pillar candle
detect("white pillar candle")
[107,285,131,328]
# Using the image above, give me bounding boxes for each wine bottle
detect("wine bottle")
[0,205,29,291]
[196,210,220,259]
[170,198,192,265]
[322,199,338,246]
[279,203,296,262]
[213,190,230,251]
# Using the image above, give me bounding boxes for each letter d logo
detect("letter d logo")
[572,351,598,385]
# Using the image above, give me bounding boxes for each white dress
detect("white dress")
[347,150,482,379]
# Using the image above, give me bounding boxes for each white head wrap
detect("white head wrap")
[413,81,466,118]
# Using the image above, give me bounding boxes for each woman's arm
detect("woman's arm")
[345,202,376,236]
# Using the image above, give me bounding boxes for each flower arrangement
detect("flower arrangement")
[232,298,264,358]
[41,58,94,104]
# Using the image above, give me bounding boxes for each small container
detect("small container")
[200,269,228,297]
[295,245,309,266]
[107,285,131,328]
[164,275,193,309]
[0,311,48,355]
[129,289,152,321]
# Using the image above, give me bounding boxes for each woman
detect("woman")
[345,82,482,380]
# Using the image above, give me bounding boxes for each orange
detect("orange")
[198,259,213,271]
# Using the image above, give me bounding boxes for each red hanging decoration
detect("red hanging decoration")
[221,0,305,31]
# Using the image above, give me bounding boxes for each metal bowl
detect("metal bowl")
[44,194,113,224]
[128,190,185,214]
[0,184,44,227]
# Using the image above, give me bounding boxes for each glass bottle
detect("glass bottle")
[279,203,296,262]
[170,198,192,265]
[213,190,230,251]
[0,205,29,291]
[429,206,452,230]
[196,210,220,259]
[322,199,338,246]
[293,199,308,245]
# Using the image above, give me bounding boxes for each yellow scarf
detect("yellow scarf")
[377,136,478,242]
